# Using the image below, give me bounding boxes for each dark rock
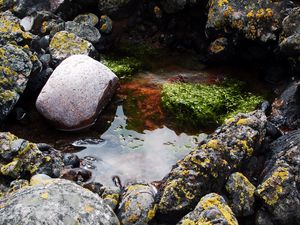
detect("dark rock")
[30,11,64,35]
[0,178,120,225]
[206,0,293,42]
[0,0,69,17]
[39,54,51,67]
[280,7,300,73]
[177,193,238,225]
[60,168,92,183]
[99,15,113,34]
[160,0,201,13]
[269,81,300,131]
[157,110,267,217]
[25,67,53,97]
[36,55,119,131]
[49,31,97,65]
[225,172,256,217]
[63,153,80,168]
[98,0,136,19]
[256,129,300,224]
[0,44,32,122]
[118,183,157,225]
[255,209,274,225]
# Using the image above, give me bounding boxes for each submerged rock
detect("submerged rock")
[225,172,256,216]
[177,193,238,225]
[0,178,120,225]
[206,0,292,42]
[157,110,267,217]
[269,81,300,131]
[256,129,300,224]
[49,31,97,65]
[117,183,157,225]
[0,44,33,122]
[0,132,64,179]
[36,55,119,131]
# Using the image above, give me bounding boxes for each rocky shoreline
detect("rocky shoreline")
[0,0,300,224]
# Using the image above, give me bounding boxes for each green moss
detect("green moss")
[161,79,264,127]
[102,56,143,79]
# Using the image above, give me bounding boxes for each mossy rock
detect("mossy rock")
[0,10,32,44]
[161,79,264,127]
[0,44,33,121]
[49,31,97,65]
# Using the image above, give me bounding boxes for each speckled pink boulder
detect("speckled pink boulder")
[36,55,118,131]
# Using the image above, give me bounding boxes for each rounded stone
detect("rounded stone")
[36,55,119,131]
[0,179,120,225]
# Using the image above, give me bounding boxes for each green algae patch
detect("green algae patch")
[161,80,264,127]
[102,56,143,80]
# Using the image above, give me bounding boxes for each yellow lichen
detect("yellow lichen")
[257,167,289,206]
[84,204,94,213]
[218,0,228,7]
[147,204,157,220]
[236,118,248,125]
[181,219,196,225]
[40,192,49,200]
[199,194,238,225]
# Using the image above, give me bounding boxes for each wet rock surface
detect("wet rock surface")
[157,110,267,217]
[0,178,120,225]
[256,129,300,225]
[36,55,119,131]
[177,193,238,225]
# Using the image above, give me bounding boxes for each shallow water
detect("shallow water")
[74,105,204,186]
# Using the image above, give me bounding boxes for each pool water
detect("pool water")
[3,49,272,186]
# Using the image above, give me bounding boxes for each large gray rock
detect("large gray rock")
[157,110,267,217]
[0,178,120,225]
[49,31,97,65]
[36,55,119,131]
[0,44,32,122]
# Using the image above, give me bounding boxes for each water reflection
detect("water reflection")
[74,105,203,186]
